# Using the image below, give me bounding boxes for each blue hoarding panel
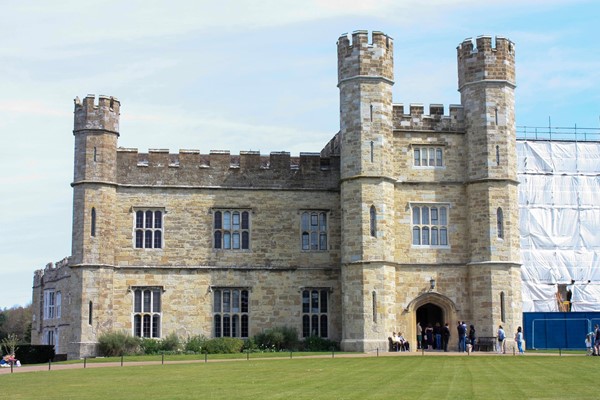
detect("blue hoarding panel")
[523,312,600,349]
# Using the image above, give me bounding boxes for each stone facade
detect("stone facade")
[32,31,521,359]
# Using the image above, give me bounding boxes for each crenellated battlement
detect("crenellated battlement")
[74,94,120,133]
[337,30,394,84]
[392,103,464,132]
[115,148,340,188]
[457,35,515,90]
[33,256,71,287]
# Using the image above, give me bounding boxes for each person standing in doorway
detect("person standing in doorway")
[442,322,451,352]
[434,322,442,350]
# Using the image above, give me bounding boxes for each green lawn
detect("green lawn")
[1,355,595,399]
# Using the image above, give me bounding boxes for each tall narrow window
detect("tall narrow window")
[497,207,504,239]
[496,145,500,166]
[370,140,374,162]
[93,146,97,162]
[91,208,96,237]
[55,292,62,319]
[500,291,506,322]
[89,301,93,325]
[370,206,377,237]
[372,291,377,323]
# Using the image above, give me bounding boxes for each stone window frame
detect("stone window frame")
[300,210,329,251]
[410,203,450,247]
[212,209,251,251]
[301,287,331,338]
[212,287,250,338]
[133,208,164,249]
[412,145,445,168]
[132,286,162,338]
[43,289,56,320]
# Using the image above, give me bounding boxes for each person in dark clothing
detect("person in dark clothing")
[425,324,434,350]
[468,324,476,351]
[442,322,451,352]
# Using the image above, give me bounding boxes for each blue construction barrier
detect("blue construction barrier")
[523,312,600,349]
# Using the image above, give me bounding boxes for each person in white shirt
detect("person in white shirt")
[497,325,506,354]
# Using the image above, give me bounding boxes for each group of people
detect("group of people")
[416,322,454,352]
[456,321,477,353]
[496,325,525,354]
[390,332,410,351]
[0,354,21,368]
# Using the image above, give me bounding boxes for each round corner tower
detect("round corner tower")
[457,36,522,337]
[72,94,120,267]
[337,30,397,352]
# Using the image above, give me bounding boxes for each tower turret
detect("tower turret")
[338,30,396,352]
[71,94,120,266]
[458,36,516,182]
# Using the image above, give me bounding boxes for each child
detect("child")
[586,332,594,355]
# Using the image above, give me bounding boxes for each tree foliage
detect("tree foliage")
[0,304,32,343]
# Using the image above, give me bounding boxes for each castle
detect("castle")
[32,31,522,359]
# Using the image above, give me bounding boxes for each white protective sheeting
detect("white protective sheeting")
[518,141,600,312]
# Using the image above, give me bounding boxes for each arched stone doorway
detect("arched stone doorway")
[404,292,458,351]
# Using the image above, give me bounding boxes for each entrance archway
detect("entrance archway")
[404,292,458,351]
[416,303,443,328]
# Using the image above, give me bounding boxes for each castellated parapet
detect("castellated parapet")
[33,257,71,287]
[116,148,339,189]
[337,30,393,84]
[74,94,120,133]
[457,36,516,89]
[392,103,465,132]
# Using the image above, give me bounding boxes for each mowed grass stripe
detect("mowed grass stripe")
[1,356,596,399]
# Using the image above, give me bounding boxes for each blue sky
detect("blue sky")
[1,0,599,309]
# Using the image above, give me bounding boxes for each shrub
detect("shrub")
[303,335,339,352]
[97,331,140,357]
[140,338,162,355]
[241,337,257,352]
[160,332,181,352]
[202,337,244,354]
[184,335,207,353]
[253,326,300,351]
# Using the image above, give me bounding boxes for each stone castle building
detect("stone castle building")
[32,31,522,359]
